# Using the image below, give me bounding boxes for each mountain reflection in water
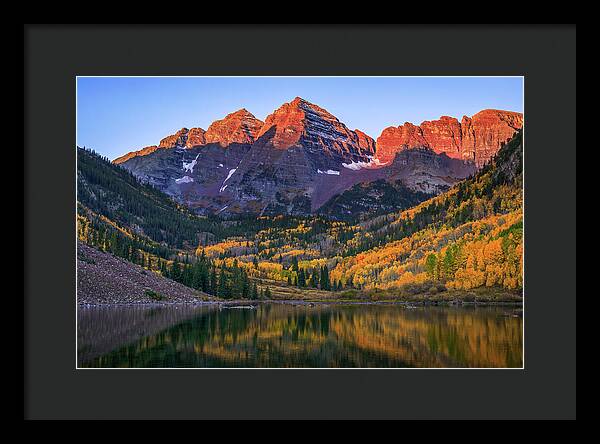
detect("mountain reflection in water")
[78,303,523,368]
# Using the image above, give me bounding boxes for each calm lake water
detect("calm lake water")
[78,303,523,368]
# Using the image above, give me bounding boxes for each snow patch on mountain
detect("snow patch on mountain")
[224,168,236,183]
[317,169,340,175]
[175,176,194,184]
[183,153,200,173]
[219,167,238,193]
[341,157,388,171]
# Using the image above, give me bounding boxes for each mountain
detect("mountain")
[377,109,523,167]
[215,97,382,215]
[113,98,520,217]
[204,109,264,145]
[112,108,261,215]
[254,97,376,157]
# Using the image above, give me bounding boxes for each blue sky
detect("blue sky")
[77,77,523,160]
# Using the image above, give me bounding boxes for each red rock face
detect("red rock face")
[460,109,524,166]
[256,97,375,158]
[113,145,160,164]
[256,98,306,148]
[355,129,376,156]
[204,109,263,146]
[114,110,263,164]
[159,128,190,149]
[376,109,523,167]
[156,126,207,149]
[185,127,206,148]
[376,123,429,164]
[420,116,463,159]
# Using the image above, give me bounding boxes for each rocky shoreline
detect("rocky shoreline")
[78,299,523,308]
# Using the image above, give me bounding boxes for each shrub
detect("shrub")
[340,289,359,299]
[462,293,476,302]
[144,289,167,301]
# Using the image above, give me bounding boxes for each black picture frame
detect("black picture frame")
[24,24,576,420]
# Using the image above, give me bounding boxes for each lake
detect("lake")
[77,303,523,368]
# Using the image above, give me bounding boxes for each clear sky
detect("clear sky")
[77,77,523,160]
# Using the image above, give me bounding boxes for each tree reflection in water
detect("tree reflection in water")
[78,304,523,368]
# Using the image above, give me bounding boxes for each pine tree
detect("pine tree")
[200,262,209,292]
[297,269,306,287]
[241,270,250,299]
[170,259,182,282]
[320,265,330,290]
[230,259,241,297]
[217,264,228,299]
[310,268,319,288]
[110,232,118,253]
[209,267,217,295]
[180,263,189,286]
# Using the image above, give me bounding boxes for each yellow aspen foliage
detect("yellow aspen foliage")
[330,210,522,292]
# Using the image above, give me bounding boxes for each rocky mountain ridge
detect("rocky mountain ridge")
[377,109,523,167]
[111,98,521,217]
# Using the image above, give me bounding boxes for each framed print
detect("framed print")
[76,75,524,370]
[24,24,576,420]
